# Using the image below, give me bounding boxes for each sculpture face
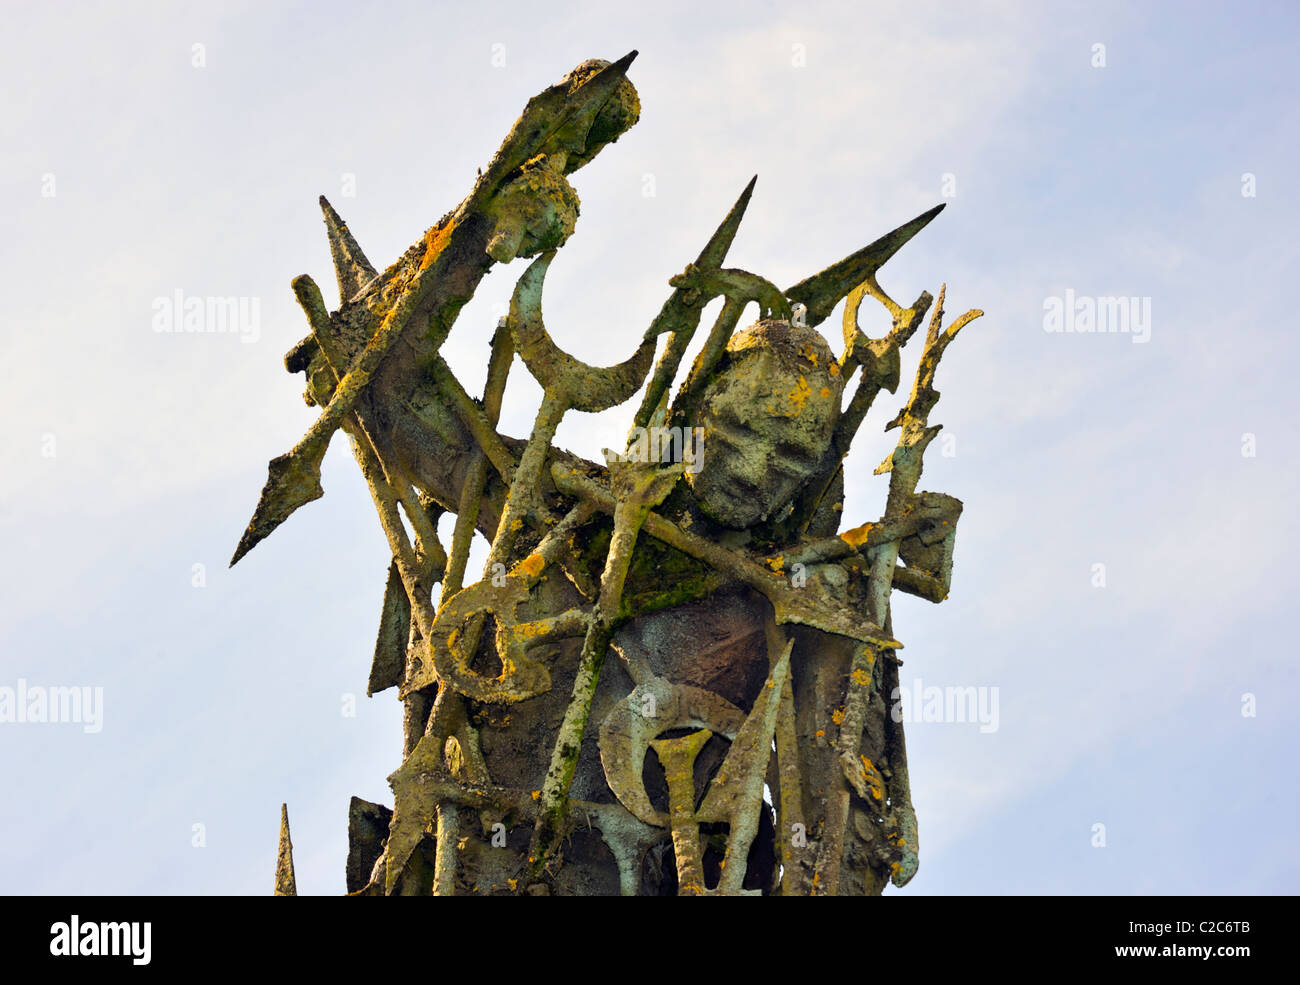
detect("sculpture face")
[686,319,843,529]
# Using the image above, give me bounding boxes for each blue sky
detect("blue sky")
[1,0,1296,894]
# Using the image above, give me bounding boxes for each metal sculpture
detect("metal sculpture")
[236,52,983,895]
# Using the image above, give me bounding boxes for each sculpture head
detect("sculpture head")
[686,319,843,529]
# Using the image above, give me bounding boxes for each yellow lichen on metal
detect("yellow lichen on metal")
[840,521,874,548]
[860,756,886,801]
[419,219,457,272]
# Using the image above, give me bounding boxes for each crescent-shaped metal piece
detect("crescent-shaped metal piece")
[508,252,656,413]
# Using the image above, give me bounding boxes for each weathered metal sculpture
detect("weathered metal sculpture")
[237,52,983,895]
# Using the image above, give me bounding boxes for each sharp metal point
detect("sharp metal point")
[319,196,378,305]
[785,203,946,328]
[275,803,297,897]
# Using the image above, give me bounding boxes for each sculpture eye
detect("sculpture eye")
[773,438,820,472]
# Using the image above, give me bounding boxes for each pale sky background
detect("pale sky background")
[2,0,1296,895]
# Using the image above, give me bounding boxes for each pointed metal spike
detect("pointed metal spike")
[785,203,946,328]
[319,196,378,304]
[571,51,638,112]
[698,174,757,271]
[368,560,410,697]
[275,804,297,896]
[696,639,792,827]
[470,52,639,210]
[695,638,793,895]
[229,444,327,567]
[632,177,759,429]
[640,175,756,346]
